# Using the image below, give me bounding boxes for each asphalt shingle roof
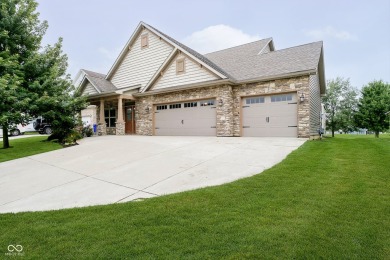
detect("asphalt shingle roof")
[82,22,323,92]
[82,69,117,93]
[204,41,323,81]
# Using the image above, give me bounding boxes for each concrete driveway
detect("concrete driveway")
[0,136,305,213]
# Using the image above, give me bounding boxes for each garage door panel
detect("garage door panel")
[242,94,297,137]
[242,127,268,137]
[155,100,216,136]
[269,115,297,127]
[268,126,297,137]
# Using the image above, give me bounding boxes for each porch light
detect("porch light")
[218,99,223,106]
[300,93,305,102]
[145,107,150,113]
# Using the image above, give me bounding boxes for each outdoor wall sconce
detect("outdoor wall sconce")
[218,99,223,106]
[300,93,305,102]
[145,107,150,113]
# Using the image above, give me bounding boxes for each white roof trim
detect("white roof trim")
[73,69,84,86]
[79,75,102,94]
[257,38,274,55]
[106,22,144,79]
[106,21,227,81]
[115,84,141,94]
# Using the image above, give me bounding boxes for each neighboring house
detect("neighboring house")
[75,21,326,138]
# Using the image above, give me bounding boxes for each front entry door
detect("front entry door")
[125,106,136,134]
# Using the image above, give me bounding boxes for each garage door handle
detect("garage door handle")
[266,117,269,123]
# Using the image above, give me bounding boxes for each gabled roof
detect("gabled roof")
[106,21,229,81]
[81,69,117,93]
[205,41,324,82]
[78,21,325,95]
[145,23,232,79]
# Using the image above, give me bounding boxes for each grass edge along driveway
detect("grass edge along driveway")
[0,136,62,163]
[1,135,389,259]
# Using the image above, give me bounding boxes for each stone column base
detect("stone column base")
[97,123,107,136]
[116,122,125,135]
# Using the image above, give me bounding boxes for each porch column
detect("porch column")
[117,97,124,123]
[97,98,107,135]
[116,96,125,135]
[99,99,105,124]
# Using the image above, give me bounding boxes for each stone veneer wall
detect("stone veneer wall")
[136,75,312,138]
[116,122,125,135]
[232,75,311,137]
[106,127,116,135]
[96,105,107,136]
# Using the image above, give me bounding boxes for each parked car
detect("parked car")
[0,121,38,137]
[33,117,53,135]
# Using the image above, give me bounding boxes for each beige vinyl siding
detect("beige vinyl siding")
[152,54,219,90]
[83,82,99,95]
[309,73,321,136]
[111,29,174,89]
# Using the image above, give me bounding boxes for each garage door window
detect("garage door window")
[271,94,293,102]
[246,97,265,104]
[200,100,214,106]
[157,105,167,110]
[184,102,197,108]
[169,103,181,109]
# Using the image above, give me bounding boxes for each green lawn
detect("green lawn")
[0,136,62,163]
[1,135,389,259]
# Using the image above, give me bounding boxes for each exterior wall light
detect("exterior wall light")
[300,93,305,102]
[145,107,150,113]
[218,99,223,106]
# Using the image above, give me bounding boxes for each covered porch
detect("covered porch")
[87,94,136,135]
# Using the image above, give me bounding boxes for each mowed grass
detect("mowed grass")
[0,136,62,163]
[1,135,389,259]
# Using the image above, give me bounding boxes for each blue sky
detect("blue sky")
[36,0,390,89]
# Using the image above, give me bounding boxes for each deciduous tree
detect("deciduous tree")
[0,0,46,148]
[355,80,390,138]
[0,0,86,148]
[322,77,358,137]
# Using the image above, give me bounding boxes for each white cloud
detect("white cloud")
[182,24,261,54]
[304,26,357,41]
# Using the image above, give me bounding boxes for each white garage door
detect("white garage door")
[155,99,216,136]
[242,93,298,137]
